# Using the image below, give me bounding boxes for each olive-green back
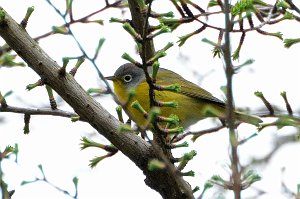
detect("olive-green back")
[156,68,225,107]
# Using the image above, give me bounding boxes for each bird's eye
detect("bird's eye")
[123,74,132,82]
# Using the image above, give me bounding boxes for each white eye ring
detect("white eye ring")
[123,74,132,82]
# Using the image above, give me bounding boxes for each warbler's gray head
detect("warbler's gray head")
[106,63,145,90]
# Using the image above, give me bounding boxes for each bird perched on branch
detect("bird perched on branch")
[106,63,262,129]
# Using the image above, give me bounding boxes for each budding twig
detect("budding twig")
[20,6,34,28]
[255,91,274,115]
[0,91,8,108]
[281,91,293,115]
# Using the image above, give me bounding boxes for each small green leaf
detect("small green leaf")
[173,141,189,148]
[212,47,222,58]
[148,25,170,39]
[242,59,255,65]
[118,124,134,133]
[52,26,69,34]
[148,159,166,171]
[123,22,142,41]
[202,38,218,47]
[192,186,200,193]
[254,91,263,97]
[158,11,174,18]
[178,33,194,47]
[72,176,79,187]
[89,156,106,168]
[121,53,138,64]
[116,105,124,123]
[232,47,241,61]
[91,19,104,25]
[160,83,181,93]
[25,6,34,19]
[0,8,6,20]
[183,150,197,160]
[0,54,26,67]
[152,62,160,79]
[181,170,195,177]
[208,0,219,7]
[159,18,181,30]
[165,126,184,134]
[283,11,294,20]
[148,51,166,64]
[136,0,146,10]
[204,182,214,189]
[95,38,105,56]
[80,137,105,150]
[211,175,225,182]
[71,115,80,122]
[276,117,300,129]
[2,145,14,158]
[284,38,300,48]
[243,169,261,185]
[87,88,104,95]
[21,180,35,186]
[276,0,291,9]
[3,90,13,98]
[271,32,283,40]
[109,17,126,23]
[37,164,43,172]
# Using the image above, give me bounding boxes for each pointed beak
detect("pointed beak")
[105,76,116,81]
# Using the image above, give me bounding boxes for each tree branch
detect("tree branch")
[127,1,194,198]
[223,0,241,198]
[0,7,193,199]
[127,0,155,59]
[0,105,79,119]
[0,4,149,194]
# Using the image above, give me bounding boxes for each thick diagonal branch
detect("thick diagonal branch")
[0,7,193,199]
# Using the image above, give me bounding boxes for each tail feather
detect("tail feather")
[203,106,262,126]
[235,111,262,126]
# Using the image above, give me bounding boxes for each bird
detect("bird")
[106,63,262,129]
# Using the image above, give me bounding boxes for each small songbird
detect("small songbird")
[106,63,262,129]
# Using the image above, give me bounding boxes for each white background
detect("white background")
[0,0,300,198]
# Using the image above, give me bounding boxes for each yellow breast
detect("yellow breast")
[113,80,222,129]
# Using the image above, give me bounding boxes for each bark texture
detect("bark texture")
[0,6,193,199]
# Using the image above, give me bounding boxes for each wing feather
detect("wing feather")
[156,68,225,106]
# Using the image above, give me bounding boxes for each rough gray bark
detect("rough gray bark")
[0,7,194,199]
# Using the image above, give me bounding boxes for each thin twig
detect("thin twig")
[172,125,225,142]
[0,105,81,120]
[223,0,241,198]
[36,1,122,41]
